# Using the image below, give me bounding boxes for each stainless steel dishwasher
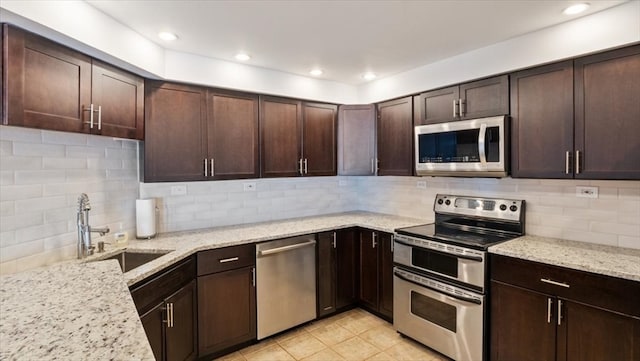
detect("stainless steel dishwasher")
[256,235,317,340]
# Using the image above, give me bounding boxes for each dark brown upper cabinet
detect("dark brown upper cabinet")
[511,45,640,180]
[574,45,640,180]
[3,25,144,140]
[144,81,207,182]
[415,75,509,125]
[206,89,260,180]
[510,61,574,178]
[337,104,377,176]
[260,96,337,178]
[376,96,413,176]
[144,83,259,182]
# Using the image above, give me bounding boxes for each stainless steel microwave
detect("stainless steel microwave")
[415,115,509,177]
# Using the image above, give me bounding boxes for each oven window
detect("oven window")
[411,291,457,332]
[412,248,458,278]
[418,129,480,163]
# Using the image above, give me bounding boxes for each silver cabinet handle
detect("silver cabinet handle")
[210,158,215,177]
[164,303,174,328]
[371,158,375,174]
[323,306,333,311]
[304,158,308,174]
[298,158,304,175]
[453,99,458,118]
[204,158,208,177]
[332,232,337,249]
[219,257,239,263]
[97,105,102,130]
[252,267,256,287]
[459,98,465,117]
[557,299,563,326]
[547,298,552,323]
[478,123,487,164]
[391,235,394,252]
[83,104,95,128]
[372,232,377,248]
[575,150,581,174]
[565,151,571,174]
[540,278,570,288]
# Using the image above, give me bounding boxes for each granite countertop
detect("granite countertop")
[95,211,427,286]
[0,260,154,361]
[489,235,640,282]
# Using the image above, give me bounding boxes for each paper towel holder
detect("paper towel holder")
[136,198,158,239]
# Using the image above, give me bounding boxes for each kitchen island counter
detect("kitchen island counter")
[489,235,640,282]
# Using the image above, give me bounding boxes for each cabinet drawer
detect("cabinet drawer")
[130,256,196,315]
[197,244,255,276]
[491,254,640,317]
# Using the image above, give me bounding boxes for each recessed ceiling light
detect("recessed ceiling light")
[235,53,251,61]
[310,69,323,76]
[362,72,377,81]
[563,3,590,15]
[158,31,178,41]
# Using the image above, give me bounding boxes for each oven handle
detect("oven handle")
[394,271,482,305]
[394,239,483,262]
[478,123,487,165]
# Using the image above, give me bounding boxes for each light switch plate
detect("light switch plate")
[416,180,427,189]
[576,186,598,198]
[170,185,187,196]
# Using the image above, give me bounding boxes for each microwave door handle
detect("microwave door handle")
[478,123,487,164]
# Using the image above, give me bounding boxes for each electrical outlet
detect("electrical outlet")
[576,186,598,198]
[170,185,187,196]
[416,180,427,189]
[114,232,128,242]
[339,180,348,186]
[243,182,257,192]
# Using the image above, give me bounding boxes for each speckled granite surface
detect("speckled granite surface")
[489,235,640,282]
[0,260,154,360]
[95,211,427,286]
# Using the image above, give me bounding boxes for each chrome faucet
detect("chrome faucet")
[77,193,110,259]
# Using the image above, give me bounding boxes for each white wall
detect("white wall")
[357,1,640,103]
[0,126,139,274]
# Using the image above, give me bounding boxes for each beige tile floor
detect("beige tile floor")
[216,308,451,361]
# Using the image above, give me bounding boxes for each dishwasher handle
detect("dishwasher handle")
[258,240,316,257]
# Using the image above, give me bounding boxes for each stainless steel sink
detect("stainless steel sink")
[99,250,170,272]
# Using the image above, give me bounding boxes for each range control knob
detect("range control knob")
[499,204,507,211]
[445,200,451,206]
[510,205,518,212]
[437,199,444,205]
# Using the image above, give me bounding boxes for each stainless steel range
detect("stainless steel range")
[393,194,525,361]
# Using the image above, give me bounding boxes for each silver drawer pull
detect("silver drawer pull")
[219,257,239,263]
[540,278,570,288]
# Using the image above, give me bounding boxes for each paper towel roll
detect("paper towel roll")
[136,198,157,239]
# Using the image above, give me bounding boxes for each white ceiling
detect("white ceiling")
[86,0,627,85]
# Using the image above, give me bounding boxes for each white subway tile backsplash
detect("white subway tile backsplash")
[590,221,640,237]
[42,131,87,145]
[13,142,65,157]
[1,213,44,232]
[0,126,42,142]
[0,239,44,263]
[0,141,13,156]
[2,155,42,170]
[65,145,105,158]
[42,157,87,169]
[14,170,66,185]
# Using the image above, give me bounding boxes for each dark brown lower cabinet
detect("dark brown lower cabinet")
[197,244,256,359]
[490,254,640,361]
[359,229,394,321]
[131,257,197,361]
[317,229,359,318]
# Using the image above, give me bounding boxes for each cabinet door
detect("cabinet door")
[317,231,337,317]
[510,61,574,178]
[415,86,459,125]
[337,105,376,175]
[260,96,302,177]
[207,90,259,180]
[574,45,640,179]
[197,266,256,356]
[302,102,337,176]
[459,75,509,119]
[140,302,165,361]
[91,60,144,140]
[359,230,379,311]
[558,300,640,361]
[376,97,413,176]
[3,25,91,133]
[144,81,207,182]
[336,228,359,309]
[165,280,197,361]
[490,281,556,361]
[378,232,394,320]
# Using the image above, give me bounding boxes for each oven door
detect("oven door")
[393,267,484,361]
[394,237,485,291]
[415,115,508,177]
